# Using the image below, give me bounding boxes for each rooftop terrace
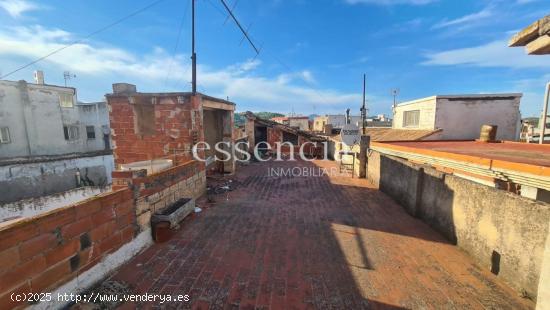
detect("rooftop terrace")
[89,160,532,309]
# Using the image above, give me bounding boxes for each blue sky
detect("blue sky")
[0,0,548,117]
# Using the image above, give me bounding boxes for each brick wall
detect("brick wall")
[107,94,204,166]
[267,127,325,155]
[112,160,207,232]
[0,188,134,309]
[0,158,207,309]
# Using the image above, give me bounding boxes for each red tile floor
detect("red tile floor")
[103,160,533,309]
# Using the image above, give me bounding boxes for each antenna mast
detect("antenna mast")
[191,0,197,94]
[360,74,367,134]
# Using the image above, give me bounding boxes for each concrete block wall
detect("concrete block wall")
[121,160,207,232]
[369,151,550,303]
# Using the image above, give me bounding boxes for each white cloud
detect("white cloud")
[0,0,39,18]
[0,25,359,112]
[422,39,550,69]
[345,0,435,5]
[432,7,493,29]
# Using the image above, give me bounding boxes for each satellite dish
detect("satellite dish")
[340,123,360,146]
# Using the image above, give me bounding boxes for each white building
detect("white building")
[313,115,363,132]
[0,79,110,158]
[0,73,113,204]
[393,94,522,141]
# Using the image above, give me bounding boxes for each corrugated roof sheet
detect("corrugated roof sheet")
[331,128,441,142]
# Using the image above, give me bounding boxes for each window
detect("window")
[59,93,74,108]
[0,127,10,144]
[63,125,79,140]
[282,131,299,145]
[86,126,96,139]
[403,110,420,128]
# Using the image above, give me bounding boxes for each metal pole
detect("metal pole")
[540,82,550,144]
[191,0,197,94]
[362,74,366,134]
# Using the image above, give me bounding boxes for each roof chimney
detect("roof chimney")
[112,83,137,94]
[34,70,44,85]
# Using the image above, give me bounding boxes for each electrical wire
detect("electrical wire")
[0,0,168,80]
[164,0,190,89]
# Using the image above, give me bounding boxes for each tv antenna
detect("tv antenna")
[63,71,76,86]
[391,88,400,112]
[360,74,367,134]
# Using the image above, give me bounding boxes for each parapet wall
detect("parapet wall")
[0,188,135,309]
[0,154,114,204]
[113,160,206,233]
[0,160,205,309]
[368,150,550,303]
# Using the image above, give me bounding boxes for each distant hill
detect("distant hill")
[234,112,285,127]
[523,117,539,127]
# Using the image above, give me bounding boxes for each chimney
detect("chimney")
[34,70,44,85]
[112,83,137,94]
[479,125,498,142]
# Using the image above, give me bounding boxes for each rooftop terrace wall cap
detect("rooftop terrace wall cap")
[397,93,523,107]
[0,78,77,92]
[105,91,235,105]
[435,93,523,99]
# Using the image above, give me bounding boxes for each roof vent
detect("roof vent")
[112,83,137,94]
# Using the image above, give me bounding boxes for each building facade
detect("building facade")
[313,115,363,132]
[0,76,113,204]
[271,116,310,131]
[393,94,522,141]
[0,79,110,158]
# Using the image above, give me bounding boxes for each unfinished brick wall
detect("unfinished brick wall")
[112,160,206,233]
[0,188,135,309]
[107,94,204,166]
[0,159,207,309]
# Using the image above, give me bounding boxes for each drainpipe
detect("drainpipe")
[540,82,550,145]
[17,81,33,156]
[75,169,81,187]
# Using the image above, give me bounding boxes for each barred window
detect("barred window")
[0,127,10,143]
[86,126,96,139]
[63,125,79,140]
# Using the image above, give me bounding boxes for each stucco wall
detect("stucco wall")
[0,80,110,158]
[435,97,521,140]
[288,118,309,131]
[0,155,114,204]
[393,97,437,130]
[372,151,550,303]
[0,186,110,221]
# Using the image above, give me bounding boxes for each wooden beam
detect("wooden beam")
[509,19,540,47]
[202,100,235,111]
[526,35,550,55]
[539,15,550,36]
